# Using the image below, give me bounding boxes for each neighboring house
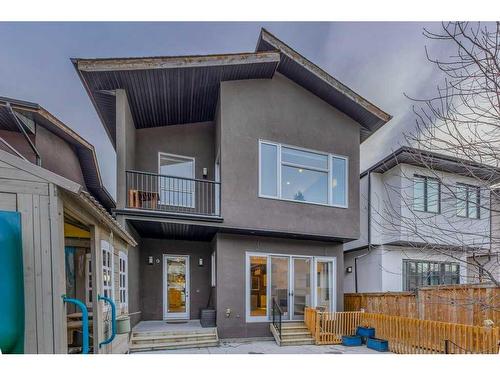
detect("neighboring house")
[73,28,391,339]
[344,146,498,293]
[0,96,115,210]
[0,97,136,354]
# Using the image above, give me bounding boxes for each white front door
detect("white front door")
[163,255,190,320]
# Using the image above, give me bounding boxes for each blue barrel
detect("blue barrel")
[0,211,24,354]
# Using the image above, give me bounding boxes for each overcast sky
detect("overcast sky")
[0,22,445,198]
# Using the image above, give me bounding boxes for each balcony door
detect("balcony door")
[158,153,195,207]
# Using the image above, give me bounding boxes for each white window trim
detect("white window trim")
[85,253,92,308]
[118,251,128,310]
[244,251,337,323]
[101,240,114,304]
[158,152,196,208]
[258,140,348,208]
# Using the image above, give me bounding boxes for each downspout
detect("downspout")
[5,102,41,166]
[354,171,372,293]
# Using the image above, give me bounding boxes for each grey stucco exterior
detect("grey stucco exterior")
[217,73,360,240]
[138,238,213,321]
[214,233,344,339]
[134,121,215,180]
[113,73,369,338]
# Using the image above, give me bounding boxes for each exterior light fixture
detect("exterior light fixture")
[346,266,353,273]
[198,258,204,267]
[202,167,208,178]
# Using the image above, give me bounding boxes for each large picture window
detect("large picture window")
[259,140,348,207]
[456,183,480,219]
[403,259,460,291]
[413,175,440,213]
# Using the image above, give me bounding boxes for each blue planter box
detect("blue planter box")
[341,335,363,346]
[356,326,375,342]
[367,337,389,352]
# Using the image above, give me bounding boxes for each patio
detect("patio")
[132,339,390,354]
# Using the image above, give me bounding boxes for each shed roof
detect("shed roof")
[73,28,391,148]
[0,96,115,210]
[0,148,136,246]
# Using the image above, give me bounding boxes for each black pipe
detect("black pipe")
[354,171,372,293]
[6,103,41,166]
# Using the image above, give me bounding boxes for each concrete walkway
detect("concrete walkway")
[133,339,390,354]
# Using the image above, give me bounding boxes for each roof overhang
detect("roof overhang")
[255,28,392,142]
[72,51,281,147]
[361,146,500,182]
[73,28,391,148]
[0,96,115,210]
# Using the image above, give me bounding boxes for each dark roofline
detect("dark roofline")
[360,146,500,180]
[73,28,391,146]
[256,28,392,127]
[0,96,115,210]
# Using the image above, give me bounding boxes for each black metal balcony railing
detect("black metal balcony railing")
[126,170,221,217]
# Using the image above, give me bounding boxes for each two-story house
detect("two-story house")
[73,29,391,340]
[344,146,496,293]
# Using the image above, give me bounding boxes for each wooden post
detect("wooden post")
[90,225,103,354]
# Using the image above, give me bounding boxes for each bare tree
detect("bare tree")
[369,22,500,290]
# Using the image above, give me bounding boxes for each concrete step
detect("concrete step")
[281,327,310,334]
[131,333,217,345]
[281,331,312,338]
[130,338,219,352]
[132,328,216,337]
[280,337,316,346]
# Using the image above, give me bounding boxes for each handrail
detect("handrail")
[62,296,89,354]
[98,294,116,348]
[127,169,221,184]
[272,298,282,340]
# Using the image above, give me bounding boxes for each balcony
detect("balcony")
[126,170,221,218]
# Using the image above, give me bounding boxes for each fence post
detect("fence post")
[444,339,449,354]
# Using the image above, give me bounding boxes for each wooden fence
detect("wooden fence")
[304,308,500,354]
[345,285,500,326]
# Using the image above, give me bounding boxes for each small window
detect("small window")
[101,240,114,300]
[85,253,92,307]
[456,183,480,219]
[258,140,348,207]
[403,259,460,291]
[119,251,128,309]
[413,175,440,213]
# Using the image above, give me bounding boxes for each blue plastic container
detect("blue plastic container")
[367,337,389,352]
[356,326,375,343]
[341,335,363,346]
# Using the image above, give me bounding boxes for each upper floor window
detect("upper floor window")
[456,183,480,219]
[259,140,348,208]
[403,259,460,291]
[413,175,440,213]
[158,152,195,207]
